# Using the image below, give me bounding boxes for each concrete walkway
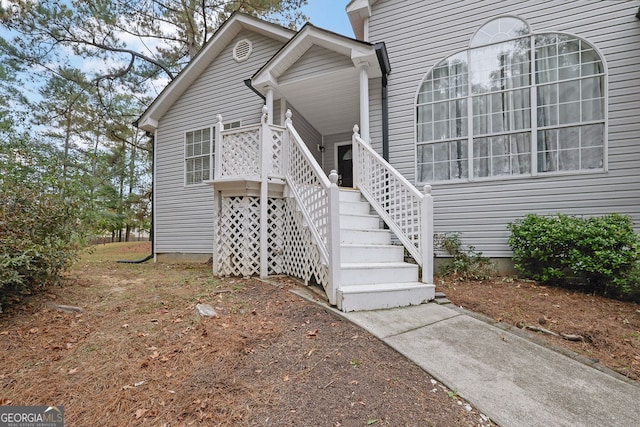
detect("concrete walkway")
[291,289,640,427]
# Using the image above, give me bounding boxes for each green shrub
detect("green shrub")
[507,213,640,299]
[0,138,86,311]
[435,232,495,280]
[0,183,82,310]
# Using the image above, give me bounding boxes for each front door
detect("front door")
[337,143,353,187]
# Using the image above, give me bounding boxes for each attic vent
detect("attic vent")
[233,39,253,62]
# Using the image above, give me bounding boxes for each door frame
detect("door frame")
[334,141,353,188]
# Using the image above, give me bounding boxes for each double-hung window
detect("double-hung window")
[416,16,605,184]
[185,127,213,185]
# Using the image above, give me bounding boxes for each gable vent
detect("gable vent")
[233,39,253,62]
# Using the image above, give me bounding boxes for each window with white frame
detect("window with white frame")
[416,16,605,184]
[185,127,212,185]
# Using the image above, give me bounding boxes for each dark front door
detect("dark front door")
[337,144,353,187]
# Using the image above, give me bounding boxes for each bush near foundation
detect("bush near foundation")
[507,213,640,300]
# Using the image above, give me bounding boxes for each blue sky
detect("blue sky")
[300,0,353,36]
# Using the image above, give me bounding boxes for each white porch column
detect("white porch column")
[259,106,270,278]
[358,62,370,142]
[265,87,274,125]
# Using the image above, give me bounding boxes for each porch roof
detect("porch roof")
[251,23,383,135]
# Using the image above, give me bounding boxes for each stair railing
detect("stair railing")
[352,125,433,284]
[283,110,340,304]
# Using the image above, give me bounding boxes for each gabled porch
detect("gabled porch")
[208,106,435,311]
[250,23,388,186]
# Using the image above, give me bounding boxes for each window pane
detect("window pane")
[471,17,530,47]
[558,101,580,124]
[558,80,579,103]
[581,76,603,100]
[473,133,530,178]
[417,141,467,182]
[418,162,434,183]
[559,127,580,149]
[582,147,603,169]
[558,148,580,171]
[474,157,490,178]
[581,124,604,147]
[538,125,603,173]
[582,99,603,121]
[470,38,531,94]
[473,88,530,134]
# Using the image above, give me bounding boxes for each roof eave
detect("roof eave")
[346,0,378,40]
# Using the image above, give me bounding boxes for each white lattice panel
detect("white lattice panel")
[281,198,329,288]
[220,127,261,178]
[269,126,284,177]
[267,198,286,275]
[287,140,329,248]
[216,196,261,277]
[355,140,423,259]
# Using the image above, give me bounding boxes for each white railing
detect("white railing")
[213,107,340,304]
[214,109,285,181]
[283,110,340,304]
[352,126,433,284]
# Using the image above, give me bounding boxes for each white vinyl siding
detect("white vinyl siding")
[280,45,354,84]
[369,0,640,257]
[154,30,286,254]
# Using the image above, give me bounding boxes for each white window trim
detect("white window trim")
[184,126,214,187]
[414,23,609,186]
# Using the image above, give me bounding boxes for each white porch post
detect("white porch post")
[358,62,370,143]
[212,115,224,275]
[327,170,341,305]
[265,87,274,125]
[259,106,270,278]
[214,114,223,179]
[421,184,434,284]
[352,124,361,188]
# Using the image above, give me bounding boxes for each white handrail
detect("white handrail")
[285,121,330,263]
[352,126,433,284]
[283,110,340,303]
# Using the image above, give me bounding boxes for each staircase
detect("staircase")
[213,108,435,312]
[337,189,435,312]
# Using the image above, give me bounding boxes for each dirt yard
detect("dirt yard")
[0,242,490,426]
[439,276,640,382]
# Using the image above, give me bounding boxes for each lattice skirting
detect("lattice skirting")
[217,196,261,277]
[281,198,329,289]
[215,196,328,291]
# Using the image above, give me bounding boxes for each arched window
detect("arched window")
[416,16,605,183]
